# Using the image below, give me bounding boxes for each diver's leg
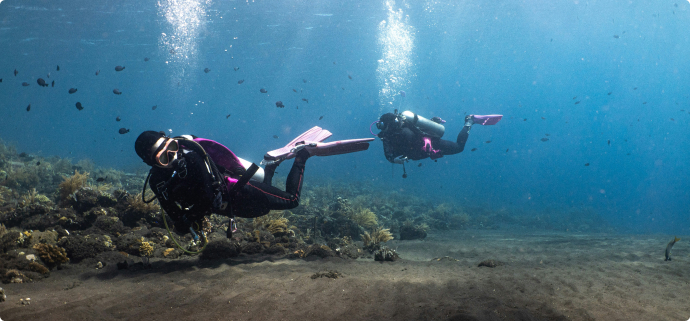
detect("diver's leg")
[262,163,278,185]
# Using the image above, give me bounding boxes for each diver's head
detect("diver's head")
[135,131,179,167]
[377,113,399,132]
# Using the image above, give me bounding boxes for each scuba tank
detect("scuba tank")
[400,111,445,138]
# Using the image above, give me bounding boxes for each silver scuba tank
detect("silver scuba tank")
[400,111,445,138]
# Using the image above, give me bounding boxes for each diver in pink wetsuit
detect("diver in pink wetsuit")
[134,128,373,235]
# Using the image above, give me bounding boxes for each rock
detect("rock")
[0,287,5,302]
[478,259,503,268]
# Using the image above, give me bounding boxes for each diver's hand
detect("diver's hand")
[393,156,407,164]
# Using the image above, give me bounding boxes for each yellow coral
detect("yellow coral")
[163,248,175,257]
[348,207,379,229]
[253,210,291,235]
[20,188,53,207]
[32,243,69,269]
[58,170,89,202]
[139,241,154,257]
[361,227,394,248]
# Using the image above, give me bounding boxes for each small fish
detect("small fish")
[485,140,491,144]
[302,98,309,103]
[292,89,297,93]
[204,68,211,73]
[342,87,345,90]
[540,138,549,142]
[418,163,422,167]
[607,139,611,146]
[574,101,580,105]
[670,118,675,121]
[273,135,279,139]
[14,69,18,76]
[319,116,323,120]
[471,148,477,151]
[57,65,60,71]
[523,118,527,121]
[226,114,231,119]
[116,116,121,121]
[113,89,122,95]
[75,102,84,110]
[584,163,590,166]
[51,80,54,87]
[22,82,29,86]
[541,117,546,120]
[613,35,619,38]
[607,92,612,95]
[275,101,285,108]
[152,105,157,110]
[95,70,100,76]
[348,74,352,80]
[234,67,239,71]
[303,79,307,83]
[115,65,125,71]
[0,79,2,82]
[400,90,406,97]
[36,161,40,166]
[260,88,267,93]
[238,79,244,84]
[69,88,77,94]
[573,96,577,100]
[144,57,150,61]
[506,149,509,152]
[633,87,637,90]
[47,72,50,78]
[643,102,647,104]
[26,104,31,111]
[665,236,680,261]
[545,134,550,136]
[37,78,47,87]
[96,177,106,182]
[119,128,130,134]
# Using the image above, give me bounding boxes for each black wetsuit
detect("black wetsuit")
[378,113,470,162]
[148,147,308,232]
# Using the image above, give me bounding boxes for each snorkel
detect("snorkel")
[369,120,380,137]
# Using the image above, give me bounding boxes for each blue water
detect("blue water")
[1,0,688,234]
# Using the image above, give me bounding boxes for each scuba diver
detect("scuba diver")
[372,110,502,177]
[134,127,373,247]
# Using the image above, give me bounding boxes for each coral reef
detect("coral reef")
[58,170,89,204]
[361,227,394,252]
[347,207,378,229]
[399,220,429,240]
[32,243,69,269]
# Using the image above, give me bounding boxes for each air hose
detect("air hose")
[161,211,208,255]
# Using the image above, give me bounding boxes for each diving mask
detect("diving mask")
[154,138,179,167]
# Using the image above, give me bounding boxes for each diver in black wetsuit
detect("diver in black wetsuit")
[374,111,502,176]
[134,129,373,237]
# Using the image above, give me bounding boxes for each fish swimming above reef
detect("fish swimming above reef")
[260,88,267,93]
[233,67,239,71]
[348,74,352,80]
[152,105,157,110]
[574,101,580,105]
[69,88,77,94]
[303,79,307,83]
[37,78,47,87]
[75,102,84,111]
[273,135,278,139]
[204,68,211,73]
[22,82,29,86]
[14,69,18,76]
[293,89,297,93]
[275,101,285,108]
[144,57,149,61]
[51,80,54,87]
[95,70,100,76]
[319,116,323,120]
[665,236,680,261]
[541,138,549,142]
[302,98,308,103]
[238,79,244,84]
[26,104,30,111]
[116,116,121,121]
[119,128,130,134]
[113,89,122,95]
[57,65,60,71]
[470,148,477,151]
[115,65,125,71]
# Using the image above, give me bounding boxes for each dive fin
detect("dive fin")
[262,126,332,165]
[471,114,503,125]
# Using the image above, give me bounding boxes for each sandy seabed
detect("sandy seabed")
[0,230,687,321]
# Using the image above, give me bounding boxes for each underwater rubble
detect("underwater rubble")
[0,138,612,283]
